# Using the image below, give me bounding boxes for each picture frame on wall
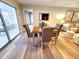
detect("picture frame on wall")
[72,12,79,21]
[39,13,49,21]
[65,11,74,22]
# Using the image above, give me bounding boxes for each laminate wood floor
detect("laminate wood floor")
[0,32,79,59]
[49,34,79,59]
[23,38,54,59]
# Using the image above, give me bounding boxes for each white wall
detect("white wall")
[22,5,79,26]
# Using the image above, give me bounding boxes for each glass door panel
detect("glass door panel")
[0,2,20,40]
[2,10,19,39]
[0,17,9,49]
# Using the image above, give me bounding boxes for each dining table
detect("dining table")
[30,26,59,45]
[31,26,42,45]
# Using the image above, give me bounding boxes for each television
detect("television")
[41,13,49,21]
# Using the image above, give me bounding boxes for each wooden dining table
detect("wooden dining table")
[31,26,59,45]
[31,26,42,45]
[32,26,41,33]
[32,27,58,32]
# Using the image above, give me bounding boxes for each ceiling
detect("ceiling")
[16,0,79,7]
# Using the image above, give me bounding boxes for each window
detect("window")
[25,10,33,25]
[0,2,20,49]
[0,17,9,49]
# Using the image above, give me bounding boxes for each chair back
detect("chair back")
[55,24,62,30]
[23,24,30,37]
[42,28,53,42]
[39,22,45,30]
[52,24,63,37]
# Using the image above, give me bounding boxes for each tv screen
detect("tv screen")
[42,13,49,21]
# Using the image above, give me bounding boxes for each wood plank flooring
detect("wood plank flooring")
[0,33,28,59]
[49,34,79,59]
[0,32,79,59]
[23,38,54,59]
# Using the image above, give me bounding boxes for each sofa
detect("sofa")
[73,33,79,45]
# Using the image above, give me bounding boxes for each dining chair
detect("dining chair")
[39,22,45,37]
[52,24,63,44]
[39,21,45,30]
[23,24,40,46]
[42,27,53,48]
[23,24,32,37]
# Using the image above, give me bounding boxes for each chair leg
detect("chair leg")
[42,42,45,49]
[38,33,42,47]
[33,33,35,45]
[40,41,41,47]
[55,39,56,44]
[55,37,58,44]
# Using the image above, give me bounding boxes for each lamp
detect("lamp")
[59,19,65,30]
[60,19,65,25]
[56,13,65,25]
[56,13,65,30]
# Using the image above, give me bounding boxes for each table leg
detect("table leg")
[38,33,41,46]
[33,33,35,45]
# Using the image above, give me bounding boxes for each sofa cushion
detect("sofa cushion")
[75,28,79,33]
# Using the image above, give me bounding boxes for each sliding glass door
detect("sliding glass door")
[1,7,19,39]
[0,17,9,49]
[0,2,20,49]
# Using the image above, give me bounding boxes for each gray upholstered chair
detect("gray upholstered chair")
[52,24,63,44]
[39,21,45,30]
[42,27,53,48]
[23,24,32,37]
